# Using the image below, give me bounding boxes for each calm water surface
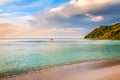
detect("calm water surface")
[0,38,120,77]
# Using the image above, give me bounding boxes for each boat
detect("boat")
[50,38,54,41]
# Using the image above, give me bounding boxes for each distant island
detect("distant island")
[85,22,120,40]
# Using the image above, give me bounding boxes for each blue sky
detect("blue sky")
[0,0,120,38]
[0,0,69,15]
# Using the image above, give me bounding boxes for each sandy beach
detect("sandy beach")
[61,65,120,80]
[1,59,120,80]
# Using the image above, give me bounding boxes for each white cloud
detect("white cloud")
[30,28,84,33]
[0,22,29,38]
[86,14,104,22]
[90,16,103,22]
[0,0,119,38]
[27,27,86,38]
[0,0,19,5]
[0,12,19,17]
[21,15,35,21]
[0,11,34,35]
[49,0,120,17]
[0,11,30,28]
[31,0,120,29]
[0,15,33,32]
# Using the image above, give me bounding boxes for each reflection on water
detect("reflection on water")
[0,38,120,77]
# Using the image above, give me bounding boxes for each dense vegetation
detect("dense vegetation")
[85,23,120,40]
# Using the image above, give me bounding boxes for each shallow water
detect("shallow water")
[0,38,120,77]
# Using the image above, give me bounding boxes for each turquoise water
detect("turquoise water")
[0,39,120,77]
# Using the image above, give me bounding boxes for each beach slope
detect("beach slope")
[1,59,120,80]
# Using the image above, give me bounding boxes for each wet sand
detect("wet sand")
[1,59,120,80]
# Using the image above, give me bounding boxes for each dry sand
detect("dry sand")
[1,59,120,80]
[62,65,120,80]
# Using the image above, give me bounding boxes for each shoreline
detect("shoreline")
[1,58,120,80]
[0,57,120,78]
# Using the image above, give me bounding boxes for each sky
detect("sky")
[0,0,120,38]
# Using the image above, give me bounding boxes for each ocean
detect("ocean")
[0,38,120,77]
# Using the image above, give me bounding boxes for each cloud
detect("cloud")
[90,16,104,22]
[27,28,86,38]
[31,28,85,33]
[1,0,120,38]
[26,0,120,38]
[0,0,20,5]
[49,0,120,17]
[30,0,120,30]
[86,14,104,22]
[0,14,34,28]
[0,22,26,38]
[0,12,20,17]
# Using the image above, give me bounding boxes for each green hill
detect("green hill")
[85,23,120,40]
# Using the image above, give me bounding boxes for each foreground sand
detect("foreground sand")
[1,60,120,80]
[62,65,120,80]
